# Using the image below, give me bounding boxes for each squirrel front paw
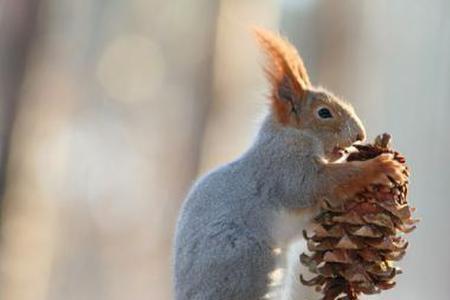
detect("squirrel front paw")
[333,153,407,200]
[364,153,407,186]
[323,153,407,202]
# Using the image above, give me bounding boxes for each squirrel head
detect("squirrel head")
[254,28,366,159]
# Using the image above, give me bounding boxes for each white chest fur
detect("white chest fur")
[270,207,317,248]
[267,207,320,300]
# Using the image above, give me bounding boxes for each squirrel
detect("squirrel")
[173,28,406,300]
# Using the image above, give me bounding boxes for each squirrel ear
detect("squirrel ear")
[253,27,312,123]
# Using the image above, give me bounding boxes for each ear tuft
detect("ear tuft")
[252,27,312,123]
[252,27,311,88]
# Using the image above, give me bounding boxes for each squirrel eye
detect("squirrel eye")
[317,107,333,119]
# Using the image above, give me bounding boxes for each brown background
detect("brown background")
[0,1,448,299]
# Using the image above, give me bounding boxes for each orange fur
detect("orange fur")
[271,98,291,124]
[323,154,407,202]
[253,27,312,123]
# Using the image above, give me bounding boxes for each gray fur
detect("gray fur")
[171,28,404,300]
[173,115,325,300]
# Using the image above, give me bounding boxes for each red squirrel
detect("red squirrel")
[173,28,406,300]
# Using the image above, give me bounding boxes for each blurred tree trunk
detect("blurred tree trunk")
[0,0,40,202]
[199,0,279,172]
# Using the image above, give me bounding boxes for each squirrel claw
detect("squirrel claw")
[369,154,407,186]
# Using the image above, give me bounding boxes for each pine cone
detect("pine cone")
[300,133,418,300]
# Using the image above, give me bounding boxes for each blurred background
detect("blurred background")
[0,0,449,299]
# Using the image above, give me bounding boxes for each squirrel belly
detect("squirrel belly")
[173,116,321,300]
